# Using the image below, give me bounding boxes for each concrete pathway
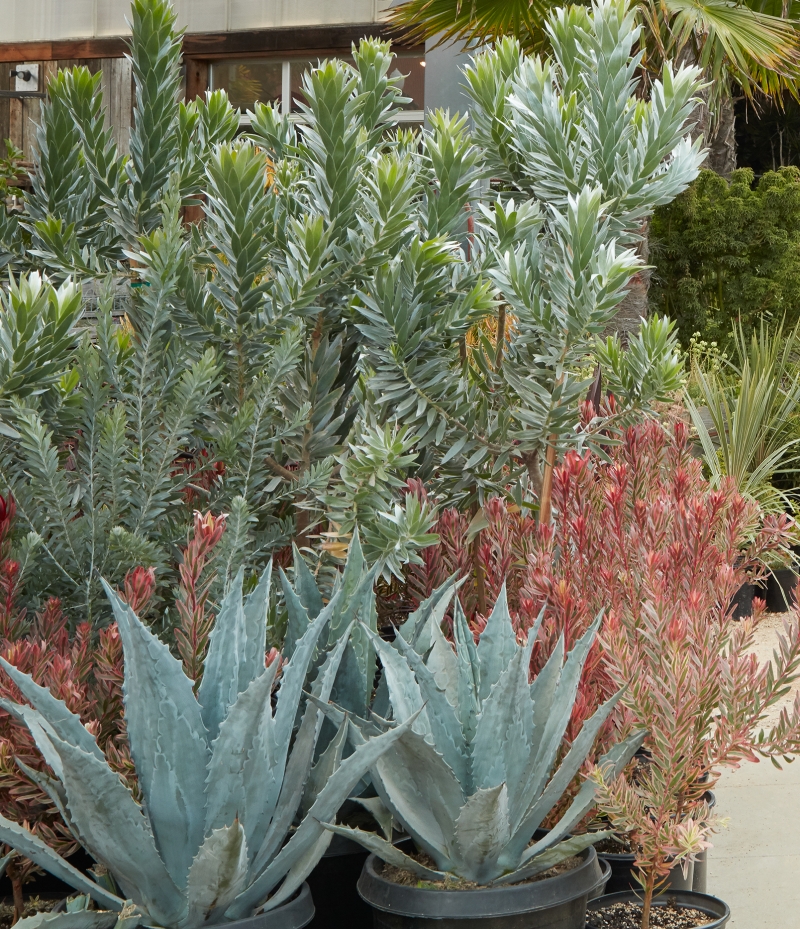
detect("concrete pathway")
[707,612,800,927]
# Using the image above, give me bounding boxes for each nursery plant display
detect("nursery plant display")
[356,0,700,522]
[315,583,642,928]
[0,557,420,929]
[404,419,800,928]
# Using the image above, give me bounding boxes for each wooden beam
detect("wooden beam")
[0,25,417,63]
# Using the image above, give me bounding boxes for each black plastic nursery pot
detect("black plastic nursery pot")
[598,792,715,896]
[357,846,610,929]
[231,883,314,929]
[585,889,730,929]
[307,833,372,929]
[766,568,798,612]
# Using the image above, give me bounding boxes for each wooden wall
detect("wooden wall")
[0,56,133,160]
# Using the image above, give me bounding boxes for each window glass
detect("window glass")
[210,60,283,111]
[290,53,425,112]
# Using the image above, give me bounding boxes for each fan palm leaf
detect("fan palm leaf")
[388,0,800,99]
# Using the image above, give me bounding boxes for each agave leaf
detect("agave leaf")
[530,615,602,795]
[513,691,624,838]
[350,796,393,840]
[454,784,511,884]
[44,733,184,926]
[516,729,647,868]
[397,575,459,653]
[0,658,104,761]
[242,559,272,665]
[493,832,611,886]
[103,581,209,891]
[476,585,518,702]
[425,616,460,708]
[528,635,565,760]
[229,710,423,917]
[16,759,79,841]
[391,631,469,787]
[198,566,268,742]
[279,567,311,660]
[453,601,480,742]
[347,565,380,709]
[299,715,348,819]
[0,850,12,880]
[471,626,536,793]
[291,543,324,619]
[204,661,279,836]
[249,626,351,873]
[0,816,123,911]
[330,640,367,715]
[371,727,464,867]
[363,624,427,732]
[14,912,118,929]
[327,530,366,645]
[321,824,445,879]
[0,698,66,780]
[182,821,248,929]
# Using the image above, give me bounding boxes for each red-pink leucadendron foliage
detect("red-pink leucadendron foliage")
[407,419,800,929]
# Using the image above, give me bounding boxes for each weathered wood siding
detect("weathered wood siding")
[0,56,132,158]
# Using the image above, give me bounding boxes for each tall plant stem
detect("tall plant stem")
[641,870,656,929]
[495,304,507,370]
[470,499,487,616]
[539,436,558,524]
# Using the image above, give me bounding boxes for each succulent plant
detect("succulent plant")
[322,587,645,885]
[0,565,416,928]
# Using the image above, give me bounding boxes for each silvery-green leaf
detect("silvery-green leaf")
[350,796,393,840]
[102,581,209,891]
[291,543,324,619]
[279,567,311,660]
[398,575,459,653]
[330,641,367,715]
[471,626,536,793]
[425,618,460,709]
[327,530,366,645]
[204,661,279,836]
[197,567,267,742]
[16,759,79,841]
[242,559,272,665]
[493,832,610,886]
[476,585,518,701]
[515,729,646,868]
[371,727,463,868]
[0,850,12,880]
[454,784,511,884]
[362,625,427,734]
[321,824,445,880]
[249,627,350,873]
[228,709,422,917]
[44,732,184,927]
[300,715,348,819]
[391,631,468,787]
[453,601,480,742]
[528,636,565,761]
[255,828,332,914]
[514,691,624,840]
[0,659,103,762]
[530,615,602,800]
[181,821,248,928]
[0,816,123,911]
[13,911,118,929]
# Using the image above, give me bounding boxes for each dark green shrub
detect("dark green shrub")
[650,167,800,346]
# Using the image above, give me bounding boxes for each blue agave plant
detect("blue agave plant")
[321,587,645,884]
[0,565,416,928]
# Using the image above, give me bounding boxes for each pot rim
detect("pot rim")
[586,889,730,929]
[357,847,608,919]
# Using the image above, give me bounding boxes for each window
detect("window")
[209,53,424,123]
